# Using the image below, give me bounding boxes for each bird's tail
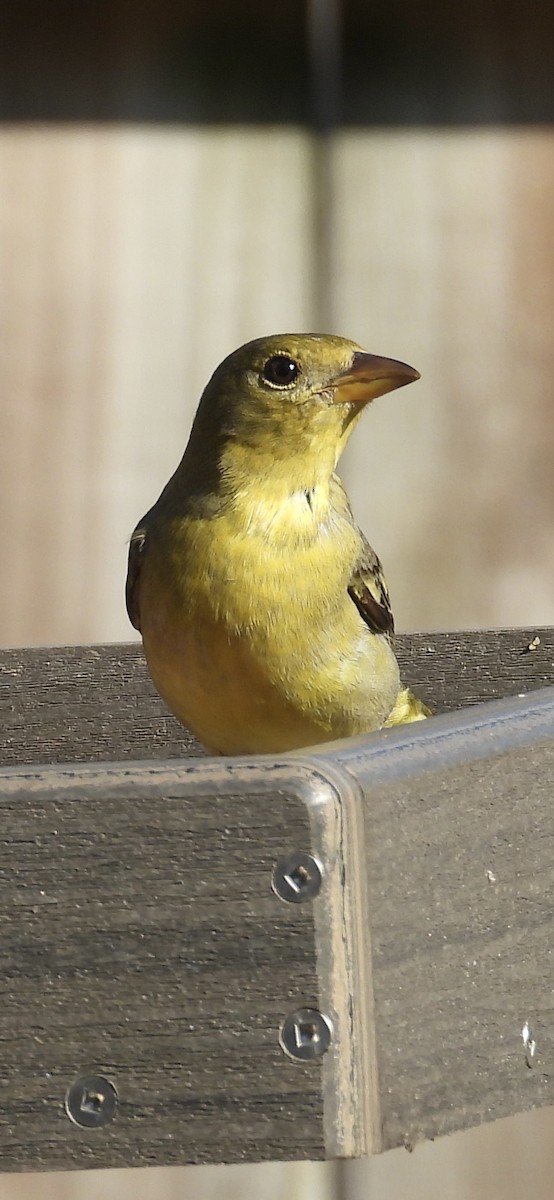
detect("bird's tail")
[384,687,431,726]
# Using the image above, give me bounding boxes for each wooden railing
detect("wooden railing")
[0,630,553,1172]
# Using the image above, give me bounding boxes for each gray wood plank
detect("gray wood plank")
[1,637,554,1169]
[397,627,554,714]
[0,757,368,1171]
[325,686,554,1150]
[1,629,553,767]
[0,643,204,766]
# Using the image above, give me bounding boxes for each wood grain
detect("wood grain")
[328,685,554,1149]
[0,759,366,1171]
[1,630,553,767]
[2,636,554,1170]
[396,627,554,714]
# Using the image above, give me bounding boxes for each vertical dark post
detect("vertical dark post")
[307,0,342,331]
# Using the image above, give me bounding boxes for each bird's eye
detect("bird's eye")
[262,355,300,388]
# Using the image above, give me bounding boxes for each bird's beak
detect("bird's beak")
[329,352,420,406]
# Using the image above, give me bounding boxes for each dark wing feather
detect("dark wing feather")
[125,528,147,632]
[347,535,394,641]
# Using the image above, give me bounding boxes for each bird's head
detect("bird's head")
[185,333,420,495]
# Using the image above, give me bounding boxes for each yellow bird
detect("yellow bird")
[126,334,429,755]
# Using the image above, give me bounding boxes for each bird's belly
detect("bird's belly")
[139,547,400,755]
[142,613,333,754]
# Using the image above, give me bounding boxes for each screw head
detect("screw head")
[279,1008,332,1060]
[272,852,323,903]
[65,1075,119,1128]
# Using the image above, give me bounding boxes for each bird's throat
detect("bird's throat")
[217,438,335,541]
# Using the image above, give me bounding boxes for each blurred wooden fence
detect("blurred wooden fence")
[2,124,554,652]
[1,2,554,1199]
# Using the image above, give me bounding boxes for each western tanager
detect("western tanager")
[126,334,429,754]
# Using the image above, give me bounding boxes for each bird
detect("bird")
[126,333,430,755]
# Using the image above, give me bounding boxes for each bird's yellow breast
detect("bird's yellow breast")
[138,482,400,754]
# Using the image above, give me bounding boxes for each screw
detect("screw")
[272,852,323,903]
[65,1075,119,1128]
[279,1008,332,1060]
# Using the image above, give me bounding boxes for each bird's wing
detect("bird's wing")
[125,528,146,632]
[347,534,395,641]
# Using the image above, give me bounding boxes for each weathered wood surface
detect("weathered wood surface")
[0,758,368,1171]
[1,633,554,1172]
[1,628,553,766]
[328,685,554,1149]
